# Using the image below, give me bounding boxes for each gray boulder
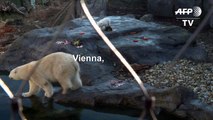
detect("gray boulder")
[140,14,154,22]
[0,16,207,72]
[0,16,211,120]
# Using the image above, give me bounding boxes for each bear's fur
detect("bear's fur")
[97,17,112,31]
[9,52,82,98]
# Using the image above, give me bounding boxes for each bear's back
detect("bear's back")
[36,52,77,81]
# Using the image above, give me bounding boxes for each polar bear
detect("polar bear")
[9,52,82,98]
[97,17,112,31]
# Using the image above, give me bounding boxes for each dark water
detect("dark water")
[0,74,186,120]
[0,74,139,120]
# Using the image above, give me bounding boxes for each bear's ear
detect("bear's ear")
[14,69,18,74]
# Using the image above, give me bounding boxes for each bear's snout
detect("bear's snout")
[8,74,13,80]
[9,75,12,80]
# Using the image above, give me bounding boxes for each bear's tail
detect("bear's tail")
[72,61,82,89]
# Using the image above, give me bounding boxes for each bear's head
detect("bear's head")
[9,61,37,80]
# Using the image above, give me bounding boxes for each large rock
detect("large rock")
[53,81,213,120]
[0,16,210,119]
[177,100,213,120]
[54,81,195,111]
[0,17,206,70]
[0,16,206,72]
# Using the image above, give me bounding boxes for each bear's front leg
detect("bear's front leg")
[43,83,53,98]
[22,80,40,97]
[31,74,54,98]
[39,80,53,98]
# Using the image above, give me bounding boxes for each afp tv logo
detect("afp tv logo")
[175,6,202,26]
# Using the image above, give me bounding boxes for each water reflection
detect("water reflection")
[0,74,138,120]
[23,96,82,120]
[23,96,140,120]
[0,73,21,120]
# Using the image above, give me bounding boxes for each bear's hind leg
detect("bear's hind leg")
[35,78,54,98]
[71,72,82,89]
[42,81,53,98]
[22,80,40,97]
[58,78,72,94]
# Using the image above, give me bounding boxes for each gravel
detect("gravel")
[143,59,213,105]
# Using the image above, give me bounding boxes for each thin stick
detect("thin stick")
[17,98,27,120]
[0,78,14,99]
[0,78,27,120]
[51,1,73,26]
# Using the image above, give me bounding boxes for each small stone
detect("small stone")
[177,80,184,83]
[193,87,199,92]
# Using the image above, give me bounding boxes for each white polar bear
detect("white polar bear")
[9,52,82,98]
[97,17,112,31]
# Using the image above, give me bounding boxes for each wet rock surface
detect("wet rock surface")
[0,16,211,120]
[54,81,213,120]
[0,16,207,71]
[54,81,191,110]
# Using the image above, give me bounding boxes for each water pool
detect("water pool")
[0,74,139,120]
[0,74,186,120]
